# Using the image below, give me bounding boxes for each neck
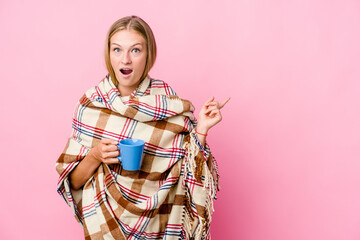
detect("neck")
[118,85,136,97]
[115,76,146,97]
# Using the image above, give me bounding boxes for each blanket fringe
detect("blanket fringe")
[181,186,192,239]
[182,131,217,239]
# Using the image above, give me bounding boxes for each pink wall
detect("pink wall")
[1,0,359,239]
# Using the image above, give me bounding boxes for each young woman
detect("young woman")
[56,15,229,240]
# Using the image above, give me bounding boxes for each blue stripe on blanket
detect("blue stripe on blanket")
[136,194,158,234]
[135,102,176,120]
[143,149,184,159]
[119,189,142,204]
[137,107,169,120]
[76,104,89,142]
[159,182,175,190]
[118,222,178,239]
[127,120,138,138]
[160,95,168,120]
[72,123,103,141]
[72,124,186,162]
[83,208,97,219]
[109,92,117,104]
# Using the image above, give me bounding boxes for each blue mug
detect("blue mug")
[117,138,145,171]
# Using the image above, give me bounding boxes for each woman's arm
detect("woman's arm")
[69,138,119,190]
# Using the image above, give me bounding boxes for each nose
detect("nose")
[121,52,131,64]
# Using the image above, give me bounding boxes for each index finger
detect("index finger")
[219,97,231,109]
[101,138,118,145]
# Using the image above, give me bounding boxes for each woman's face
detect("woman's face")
[110,29,147,96]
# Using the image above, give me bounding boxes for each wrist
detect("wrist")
[195,126,208,136]
[87,149,102,164]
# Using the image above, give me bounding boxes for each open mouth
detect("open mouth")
[120,68,133,75]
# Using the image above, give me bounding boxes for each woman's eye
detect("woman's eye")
[114,48,120,52]
[132,48,140,53]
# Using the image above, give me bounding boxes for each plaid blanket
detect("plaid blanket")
[56,76,219,240]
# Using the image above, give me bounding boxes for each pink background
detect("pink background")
[1,0,360,239]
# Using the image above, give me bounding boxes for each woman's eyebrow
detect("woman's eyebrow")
[111,43,143,47]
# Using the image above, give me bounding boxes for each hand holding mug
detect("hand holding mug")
[89,138,120,165]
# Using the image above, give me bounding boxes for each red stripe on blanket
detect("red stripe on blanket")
[128,194,152,239]
[104,174,149,201]
[58,161,78,185]
[121,221,167,238]
[82,190,107,213]
[72,119,125,140]
[123,99,178,117]
[73,119,187,158]
[119,117,131,139]
[95,86,112,110]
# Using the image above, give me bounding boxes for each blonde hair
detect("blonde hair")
[104,16,157,86]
